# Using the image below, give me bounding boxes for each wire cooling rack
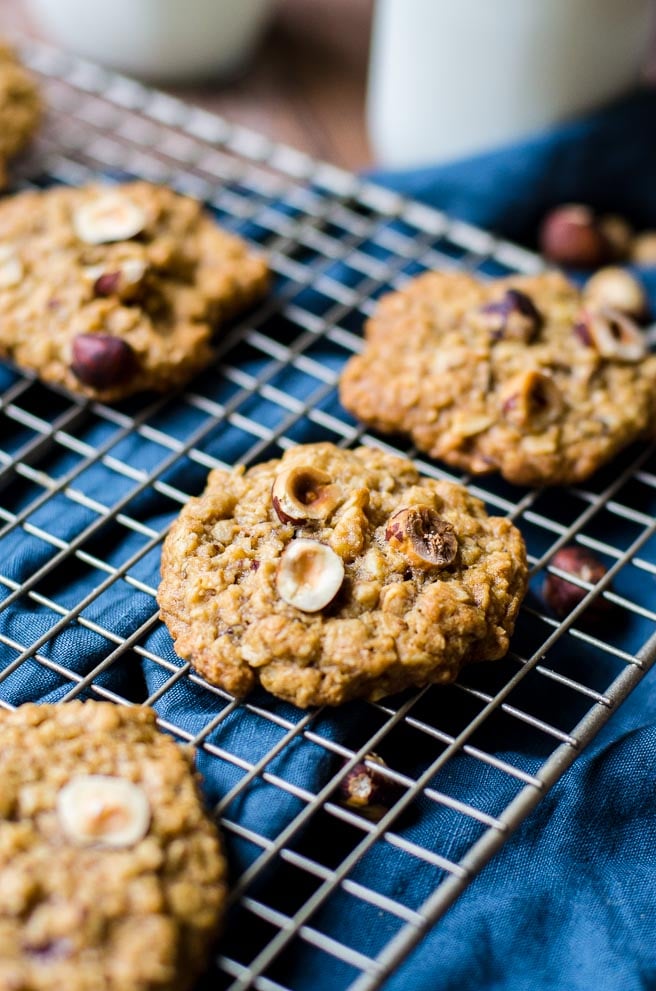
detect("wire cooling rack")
[2,40,656,991]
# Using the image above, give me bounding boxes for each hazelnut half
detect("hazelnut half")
[479,288,543,343]
[57,774,151,848]
[542,545,610,620]
[276,538,345,612]
[84,258,148,300]
[337,753,402,821]
[0,244,23,289]
[272,466,340,524]
[539,204,609,268]
[574,308,646,362]
[583,267,647,321]
[385,506,457,569]
[500,370,563,430]
[73,193,146,245]
[71,333,138,389]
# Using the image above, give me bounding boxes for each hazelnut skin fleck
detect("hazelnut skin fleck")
[542,546,610,619]
[337,753,402,821]
[385,506,457,569]
[71,333,138,390]
[539,204,610,268]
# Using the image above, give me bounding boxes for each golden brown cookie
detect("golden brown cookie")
[339,270,656,486]
[0,42,40,187]
[0,181,269,400]
[0,701,226,991]
[158,443,528,708]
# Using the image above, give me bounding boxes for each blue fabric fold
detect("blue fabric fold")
[1,87,656,991]
[371,87,656,250]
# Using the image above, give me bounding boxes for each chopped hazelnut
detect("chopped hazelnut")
[500,370,563,430]
[337,753,402,821]
[271,465,340,524]
[479,288,543,343]
[84,258,148,299]
[385,506,457,569]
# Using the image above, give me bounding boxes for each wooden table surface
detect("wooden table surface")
[0,0,375,171]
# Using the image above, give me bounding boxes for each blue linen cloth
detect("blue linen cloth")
[1,89,656,990]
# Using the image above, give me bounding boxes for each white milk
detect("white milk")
[26,0,273,82]
[368,0,652,167]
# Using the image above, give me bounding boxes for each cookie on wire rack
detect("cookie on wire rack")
[0,180,269,401]
[158,442,528,708]
[339,270,656,486]
[0,42,41,187]
[0,701,226,991]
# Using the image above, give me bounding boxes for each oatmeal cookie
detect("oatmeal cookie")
[0,181,269,400]
[0,42,40,187]
[0,701,226,991]
[158,443,528,708]
[339,271,656,486]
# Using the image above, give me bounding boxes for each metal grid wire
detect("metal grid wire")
[1,40,656,991]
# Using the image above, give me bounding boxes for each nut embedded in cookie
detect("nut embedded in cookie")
[0,181,269,401]
[339,270,656,486]
[271,465,341,524]
[276,538,345,612]
[158,443,529,707]
[57,774,151,848]
[575,307,646,362]
[385,506,457,569]
[0,701,227,991]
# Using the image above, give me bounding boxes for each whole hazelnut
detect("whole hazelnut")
[539,204,609,268]
[71,333,138,389]
[337,753,402,821]
[542,545,610,620]
[479,288,543,343]
[631,232,656,266]
[598,214,634,261]
[583,267,648,321]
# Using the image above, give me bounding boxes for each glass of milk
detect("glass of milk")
[368,0,653,167]
[26,0,274,82]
